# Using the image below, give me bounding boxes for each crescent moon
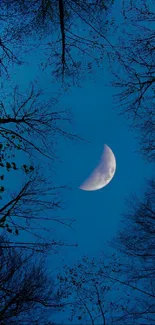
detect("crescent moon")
[80,144,116,191]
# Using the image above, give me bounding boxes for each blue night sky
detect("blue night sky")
[7,28,154,269]
[1,2,155,324]
[54,75,154,266]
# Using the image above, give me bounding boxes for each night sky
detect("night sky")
[1,1,155,324]
[6,5,154,266]
[52,74,154,267]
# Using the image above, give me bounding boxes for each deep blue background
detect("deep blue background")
[2,2,154,323]
[8,44,154,267]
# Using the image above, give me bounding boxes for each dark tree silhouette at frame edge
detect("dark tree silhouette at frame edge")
[110,0,155,162]
[57,250,155,324]
[0,82,78,251]
[0,82,79,162]
[108,5,155,320]
[0,169,77,253]
[0,0,115,86]
[110,178,155,324]
[0,34,23,79]
[0,234,65,325]
[56,254,142,325]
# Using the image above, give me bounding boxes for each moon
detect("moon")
[79,144,116,191]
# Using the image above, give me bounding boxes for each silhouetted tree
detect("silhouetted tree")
[0,0,115,85]
[56,176,155,325]
[108,7,155,320]
[0,34,23,79]
[111,178,155,324]
[0,81,77,250]
[0,168,77,252]
[0,234,64,325]
[111,0,155,161]
[57,249,155,324]
[56,254,135,325]
[0,83,77,161]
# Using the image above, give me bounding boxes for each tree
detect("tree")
[0,34,23,79]
[110,0,155,161]
[57,249,155,324]
[107,4,155,319]
[0,0,115,85]
[0,82,78,250]
[0,169,77,252]
[111,178,155,324]
[56,176,155,324]
[0,234,63,325]
[0,83,78,161]
[56,254,135,325]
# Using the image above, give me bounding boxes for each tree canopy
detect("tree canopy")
[0,235,63,325]
[0,0,115,85]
